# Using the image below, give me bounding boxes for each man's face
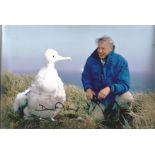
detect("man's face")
[97,41,112,60]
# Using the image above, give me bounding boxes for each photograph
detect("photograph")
[1,25,155,129]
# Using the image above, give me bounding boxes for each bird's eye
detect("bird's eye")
[53,55,55,57]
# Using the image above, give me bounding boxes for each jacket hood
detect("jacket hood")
[90,48,100,61]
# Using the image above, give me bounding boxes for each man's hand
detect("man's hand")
[98,87,110,100]
[85,88,95,100]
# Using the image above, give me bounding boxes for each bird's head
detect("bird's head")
[45,49,72,64]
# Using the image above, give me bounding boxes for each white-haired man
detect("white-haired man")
[82,36,134,127]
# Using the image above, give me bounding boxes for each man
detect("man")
[82,36,134,124]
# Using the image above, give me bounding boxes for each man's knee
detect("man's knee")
[115,91,134,108]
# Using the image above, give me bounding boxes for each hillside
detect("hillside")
[1,72,155,129]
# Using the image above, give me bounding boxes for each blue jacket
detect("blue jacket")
[81,49,130,105]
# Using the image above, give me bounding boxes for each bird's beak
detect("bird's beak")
[58,56,72,61]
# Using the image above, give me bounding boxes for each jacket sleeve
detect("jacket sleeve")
[109,59,130,95]
[81,58,93,91]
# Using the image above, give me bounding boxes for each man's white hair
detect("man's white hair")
[96,35,115,49]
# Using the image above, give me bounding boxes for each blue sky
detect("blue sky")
[2,25,155,73]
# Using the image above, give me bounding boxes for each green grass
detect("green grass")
[1,72,155,129]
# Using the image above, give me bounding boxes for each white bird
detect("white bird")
[13,49,71,120]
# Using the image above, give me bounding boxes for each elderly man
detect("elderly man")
[82,36,134,125]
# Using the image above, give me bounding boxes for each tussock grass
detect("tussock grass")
[1,72,155,129]
[132,92,155,128]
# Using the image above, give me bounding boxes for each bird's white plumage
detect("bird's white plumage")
[13,49,71,119]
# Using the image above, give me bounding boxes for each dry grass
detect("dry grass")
[132,92,155,128]
[1,72,155,129]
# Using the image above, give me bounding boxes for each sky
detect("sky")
[2,25,155,73]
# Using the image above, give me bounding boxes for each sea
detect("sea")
[13,70,155,92]
[58,70,155,92]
